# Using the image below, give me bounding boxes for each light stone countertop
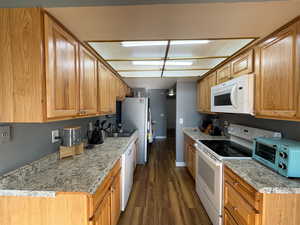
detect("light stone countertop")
[183,127,300,194]
[224,159,300,194]
[0,131,138,197]
[182,127,226,142]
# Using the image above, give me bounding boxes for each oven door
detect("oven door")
[211,83,239,113]
[253,140,277,170]
[195,145,223,223]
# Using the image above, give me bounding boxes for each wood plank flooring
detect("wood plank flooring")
[118,137,213,225]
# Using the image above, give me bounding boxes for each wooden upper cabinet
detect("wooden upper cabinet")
[79,46,98,115]
[216,63,231,84]
[98,62,111,115]
[109,72,117,114]
[231,49,254,79]
[44,14,79,119]
[255,22,300,120]
[197,72,216,113]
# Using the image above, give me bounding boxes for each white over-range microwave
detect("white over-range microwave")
[211,74,254,115]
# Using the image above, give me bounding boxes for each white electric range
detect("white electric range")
[194,124,281,225]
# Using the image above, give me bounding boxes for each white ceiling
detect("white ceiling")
[124,77,198,89]
[89,39,254,78]
[46,1,300,87]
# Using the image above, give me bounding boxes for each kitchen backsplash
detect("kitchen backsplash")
[215,114,300,141]
[0,116,116,175]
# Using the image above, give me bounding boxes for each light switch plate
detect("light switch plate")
[179,118,184,125]
[52,130,59,143]
[0,126,11,143]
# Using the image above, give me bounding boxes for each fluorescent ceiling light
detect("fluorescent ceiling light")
[121,41,168,47]
[171,40,210,45]
[132,61,193,66]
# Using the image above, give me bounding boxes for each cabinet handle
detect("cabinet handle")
[233,206,238,211]
[233,181,239,186]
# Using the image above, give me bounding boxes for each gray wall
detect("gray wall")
[166,98,176,129]
[149,89,167,138]
[176,81,202,163]
[0,116,115,175]
[217,114,300,141]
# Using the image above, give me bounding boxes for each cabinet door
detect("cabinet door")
[98,62,111,114]
[199,78,208,112]
[231,49,254,78]
[255,23,300,119]
[44,14,79,118]
[224,209,239,225]
[190,145,196,179]
[206,72,217,112]
[217,63,231,84]
[79,46,98,115]
[111,171,121,225]
[196,81,201,111]
[109,73,117,114]
[94,190,111,225]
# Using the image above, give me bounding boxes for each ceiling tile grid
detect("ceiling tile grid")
[89,39,254,78]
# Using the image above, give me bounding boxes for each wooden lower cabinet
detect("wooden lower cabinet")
[224,166,300,225]
[110,171,121,225]
[93,190,111,225]
[184,135,196,180]
[0,160,122,225]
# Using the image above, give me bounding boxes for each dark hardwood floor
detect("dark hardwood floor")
[118,136,213,225]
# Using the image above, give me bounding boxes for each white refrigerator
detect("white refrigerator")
[122,98,149,164]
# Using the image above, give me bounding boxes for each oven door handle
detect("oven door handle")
[230,85,238,109]
[195,144,222,167]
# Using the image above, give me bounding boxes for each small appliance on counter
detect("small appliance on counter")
[88,120,105,146]
[59,126,84,159]
[253,137,300,178]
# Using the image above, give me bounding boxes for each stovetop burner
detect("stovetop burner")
[199,140,252,157]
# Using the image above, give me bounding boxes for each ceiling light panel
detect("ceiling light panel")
[132,61,193,66]
[168,39,254,58]
[164,58,225,70]
[108,61,162,71]
[170,40,210,45]
[121,41,168,47]
[119,71,162,78]
[163,70,209,77]
[89,41,166,60]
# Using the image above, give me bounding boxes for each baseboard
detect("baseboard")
[154,136,167,139]
[175,161,186,167]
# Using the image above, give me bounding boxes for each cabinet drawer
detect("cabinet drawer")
[93,160,121,211]
[224,166,262,211]
[224,182,261,225]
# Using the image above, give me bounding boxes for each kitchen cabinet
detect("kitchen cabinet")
[0,160,122,225]
[231,49,254,79]
[44,13,79,119]
[216,63,231,84]
[98,62,112,115]
[111,171,121,225]
[93,190,111,225]
[79,46,98,116]
[184,135,196,180]
[197,72,216,113]
[0,8,129,122]
[255,22,300,121]
[224,166,300,225]
[109,72,117,114]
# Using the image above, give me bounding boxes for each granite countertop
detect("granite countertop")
[224,159,300,194]
[0,131,138,197]
[183,127,226,142]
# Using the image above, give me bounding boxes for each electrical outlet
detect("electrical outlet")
[52,130,59,143]
[0,126,10,143]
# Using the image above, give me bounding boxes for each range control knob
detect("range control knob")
[279,152,288,159]
[278,163,287,170]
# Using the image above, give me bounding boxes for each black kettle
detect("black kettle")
[89,120,104,145]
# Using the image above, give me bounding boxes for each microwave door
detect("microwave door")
[230,85,238,109]
[211,84,236,112]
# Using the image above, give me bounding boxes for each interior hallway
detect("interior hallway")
[118,135,212,225]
